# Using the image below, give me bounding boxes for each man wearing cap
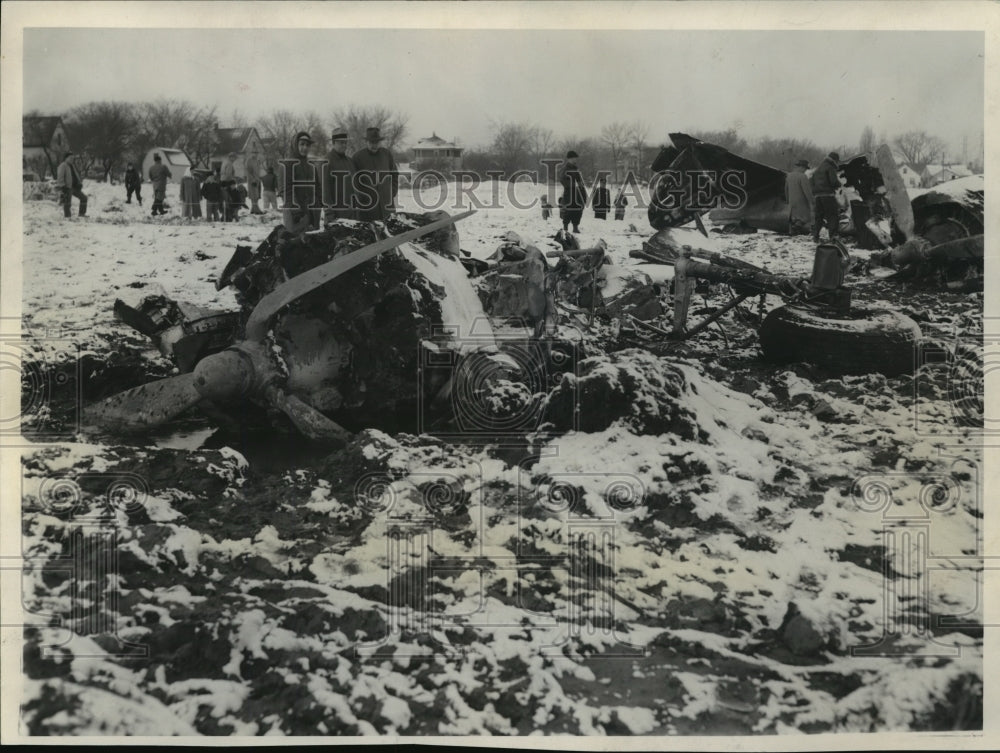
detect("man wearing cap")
[56,151,87,219]
[559,150,586,234]
[282,130,323,232]
[351,126,399,222]
[324,129,357,221]
[148,153,172,216]
[785,159,813,236]
[809,151,842,243]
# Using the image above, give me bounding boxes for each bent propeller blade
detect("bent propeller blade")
[83,372,202,434]
[244,210,476,341]
[874,144,915,240]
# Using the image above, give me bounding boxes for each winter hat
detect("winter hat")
[566,150,579,159]
[295,131,313,144]
[331,130,348,141]
[828,152,840,162]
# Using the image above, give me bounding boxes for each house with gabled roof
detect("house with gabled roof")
[23,115,70,179]
[896,162,922,188]
[205,126,265,178]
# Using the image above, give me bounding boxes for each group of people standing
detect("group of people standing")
[556,150,629,233]
[281,126,398,233]
[784,150,854,243]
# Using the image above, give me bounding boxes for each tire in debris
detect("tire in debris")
[759,305,921,377]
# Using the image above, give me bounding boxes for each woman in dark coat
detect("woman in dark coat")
[180,168,202,219]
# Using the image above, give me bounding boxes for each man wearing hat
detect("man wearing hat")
[559,150,586,234]
[282,130,323,232]
[785,158,813,236]
[809,151,842,243]
[148,152,172,216]
[351,126,399,222]
[324,129,357,221]
[56,151,87,218]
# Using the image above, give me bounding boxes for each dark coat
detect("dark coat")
[593,186,611,212]
[200,177,223,203]
[559,162,587,210]
[282,136,323,231]
[351,146,399,221]
[324,148,357,219]
[124,167,141,189]
[809,157,841,197]
[282,137,323,213]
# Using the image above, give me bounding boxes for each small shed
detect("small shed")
[142,148,191,184]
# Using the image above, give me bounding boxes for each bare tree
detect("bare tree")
[64,101,141,181]
[892,130,947,171]
[626,121,650,180]
[858,125,877,157]
[257,109,300,163]
[177,107,219,172]
[303,110,329,155]
[330,105,409,156]
[528,125,557,172]
[137,99,199,152]
[600,121,630,183]
[489,121,534,178]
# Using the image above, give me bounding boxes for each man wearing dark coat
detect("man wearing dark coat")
[282,131,323,232]
[324,129,357,222]
[559,150,586,233]
[785,159,813,235]
[56,151,87,218]
[124,162,142,206]
[351,127,399,222]
[809,152,841,243]
[593,176,611,220]
[180,169,202,219]
[148,153,172,216]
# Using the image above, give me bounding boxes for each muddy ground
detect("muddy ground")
[16,181,984,736]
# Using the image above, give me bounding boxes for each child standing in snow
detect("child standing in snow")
[541,196,553,220]
[614,189,627,220]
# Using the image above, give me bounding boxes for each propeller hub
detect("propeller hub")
[192,349,257,403]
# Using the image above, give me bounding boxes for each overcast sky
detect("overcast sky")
[23,28,984,159]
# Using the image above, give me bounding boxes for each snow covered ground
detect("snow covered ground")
[14,178,984,737]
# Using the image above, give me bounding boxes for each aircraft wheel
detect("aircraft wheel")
[759,305,922,377]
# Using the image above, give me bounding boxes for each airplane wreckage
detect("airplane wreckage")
[648,134,984,291]
[85,140,982,442]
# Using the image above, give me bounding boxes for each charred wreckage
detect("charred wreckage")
[85,139,983,443]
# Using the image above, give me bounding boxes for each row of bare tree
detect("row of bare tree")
[32,97,971,183]
[30,99,411,182]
